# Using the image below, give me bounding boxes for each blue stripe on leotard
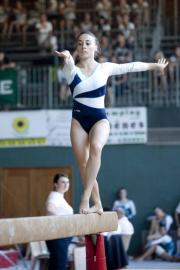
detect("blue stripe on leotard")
[75,85,106,98]
[69,74,82,95]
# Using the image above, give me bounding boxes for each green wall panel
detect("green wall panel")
[0,144,179,254]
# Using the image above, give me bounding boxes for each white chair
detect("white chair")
[27,241,49,270]
[74,246,86,270]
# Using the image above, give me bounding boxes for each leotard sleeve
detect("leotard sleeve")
[103,62,149,77]
[62,54,76,84]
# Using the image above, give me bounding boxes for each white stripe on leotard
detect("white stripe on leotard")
[62,56,149,109]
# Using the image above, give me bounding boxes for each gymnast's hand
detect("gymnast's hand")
[53,50,71,59]
[53,50,75,67]
[156,58,168,73]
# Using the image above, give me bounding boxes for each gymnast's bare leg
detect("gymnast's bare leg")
[70,118,110,214]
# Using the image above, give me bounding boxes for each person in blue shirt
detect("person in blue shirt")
[112,187,136,219]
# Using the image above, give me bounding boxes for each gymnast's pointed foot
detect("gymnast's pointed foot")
[88,204,103,215]
[79,198,90,214]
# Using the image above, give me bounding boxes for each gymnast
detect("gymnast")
[54,31,168,215]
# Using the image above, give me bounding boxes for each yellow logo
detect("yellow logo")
[12,117,29,133]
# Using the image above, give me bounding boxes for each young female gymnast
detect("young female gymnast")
[54,31,168,215]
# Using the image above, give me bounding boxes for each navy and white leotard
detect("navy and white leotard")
[62,55,149,133]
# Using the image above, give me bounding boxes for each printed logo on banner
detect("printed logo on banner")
[0,110,47,147]
[107,107,147,144]
[12,117,29,133]
[0,80,13,95]
[0,69,17,104]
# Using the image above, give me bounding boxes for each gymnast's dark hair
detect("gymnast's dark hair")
[53,173,68,184]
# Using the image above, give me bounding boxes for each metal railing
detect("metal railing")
[1,62,179,110]
[109,63,180,107]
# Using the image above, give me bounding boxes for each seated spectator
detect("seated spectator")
[168,46,180,87]
[95,0,112,21]
[153,50,168,92]
[115,0,131,16]
[63,24,81,52]
[80,13,93,32]
[0,0,10,39]
[7,0,27,40]
[46,0,58,19]
[132,0,149,27]
[112,32,133,63]
[107,207,134,251]
[175,202,180,237]
[103,206,129,269]
[112,187,136,220]
[59,0,76,30]
[22,8,40,46]
[72,24,81,39]
[138,207,178,261]
[147,207,173,239]
[119,14,136,46]
[56,18,67,50]
[138,219,180,262]
[36,13,57,52]
[94,15,111,37]
[100,34,112,60]
[110,54,128,101]
[114,14,124,32]
[0,52,16,69]
[57,67,71,104]
[46,0,58,30]
[34,0,45,14]
[169,46,180,63]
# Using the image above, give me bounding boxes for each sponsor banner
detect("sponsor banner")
[107,107,147,144]
[0,110,47,147]
[0,107,147,147]
[0,69,17,104]
[46,108,147,146]
[47,110,71,146]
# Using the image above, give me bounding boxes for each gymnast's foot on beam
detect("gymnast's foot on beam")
[79,204,103,215]
[79,198,90,214]
[89,204,103,215]
[80,196,103,214]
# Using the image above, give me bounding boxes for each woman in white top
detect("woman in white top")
[54,31,168,215]
[46,173,73,270]
[105,207,134,251]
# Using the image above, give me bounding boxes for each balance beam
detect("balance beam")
[0,212,118,246]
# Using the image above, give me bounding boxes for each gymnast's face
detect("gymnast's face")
[77,34,98,60]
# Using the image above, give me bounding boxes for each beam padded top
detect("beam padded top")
[0,212,118,246]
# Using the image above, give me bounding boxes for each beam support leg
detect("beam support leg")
[85,234,107,270]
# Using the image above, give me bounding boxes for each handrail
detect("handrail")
[0,63,179,110]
